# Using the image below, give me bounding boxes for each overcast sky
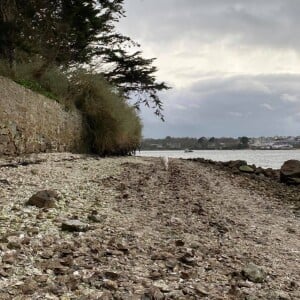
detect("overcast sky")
[119,0,300,138]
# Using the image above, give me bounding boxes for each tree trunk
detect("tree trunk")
[0,0,17,68]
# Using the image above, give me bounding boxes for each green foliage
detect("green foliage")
[0,58,68,105]
[141,136,250,150]
[238,136,250,148]
[15,79,58,101]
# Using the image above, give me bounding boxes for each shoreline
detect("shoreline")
[137,149,300,170]
[0,153,299,299]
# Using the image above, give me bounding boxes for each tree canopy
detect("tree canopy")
[0,0,169,117]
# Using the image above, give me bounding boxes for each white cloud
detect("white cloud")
[174,104,188,110]
[281,93,299,103]
[229,111,243,117]
[119,1,300,137]
[260,103,274,111]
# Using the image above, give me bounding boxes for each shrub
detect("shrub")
[72,72,142,155]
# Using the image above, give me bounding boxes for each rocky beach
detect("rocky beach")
[0,153,299,299]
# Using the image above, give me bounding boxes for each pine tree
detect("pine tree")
[0,0,170,116]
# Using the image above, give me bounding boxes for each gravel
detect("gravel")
[0,153,299,299]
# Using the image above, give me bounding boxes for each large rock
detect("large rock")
[26,190,59,208]
[226,160,247,168]
[280,160,300,185]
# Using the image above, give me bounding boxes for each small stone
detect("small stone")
[122,192,129,199]
[175,239,185,247]
[40,250,54,259]
[26,190,59,208]
[31,169,39,175]
[102,279,118,290]
[165,258,177,269]
[7,240,21,250]
[0,268,9,277]
[239,165,255,173]
[149,270,162,280]
[180,271,190,279]
[21,279,38,295]
[118,182,126,191]
[166,290,185,299]
[151,251,174,260]
[141,286,164,300]
[2,251,16,264]
[103,271,120,281]
[61,220,90,232]
[88,213,102,223]
[275,291,291,300]
[116,242,129,253]
[179,252,196,266]
[194,284,209,296]
[241,263,266,283]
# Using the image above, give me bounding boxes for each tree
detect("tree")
[0,0,170,117]
[102,49,170,119]
[0,0,18,67]
[239,136,249,148]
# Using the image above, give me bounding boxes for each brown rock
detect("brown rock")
[151,252,174,261]
[280,160,300,185]
[26,190,59,208]
[104,271,121,281]
[141,286,164,300]
[21,279,38,295]
[102,279,118,290]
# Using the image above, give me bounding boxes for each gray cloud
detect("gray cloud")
[119,1,300,137]
[122,0,300,50]
[140,74,300,137]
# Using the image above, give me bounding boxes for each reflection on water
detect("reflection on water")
[138,150,300,169]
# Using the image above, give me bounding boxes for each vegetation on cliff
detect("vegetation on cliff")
[0,0,169,155]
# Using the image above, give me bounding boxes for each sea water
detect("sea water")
[138,149,300,169]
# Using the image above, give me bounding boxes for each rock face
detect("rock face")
[280,160,300,185]
[26,190,59,208]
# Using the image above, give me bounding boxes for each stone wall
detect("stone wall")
[0,76,84,156]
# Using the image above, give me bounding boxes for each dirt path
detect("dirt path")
[0,154,299,299]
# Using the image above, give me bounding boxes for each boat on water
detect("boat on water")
[184,149,194,153]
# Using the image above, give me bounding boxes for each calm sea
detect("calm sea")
[138,150,300,169]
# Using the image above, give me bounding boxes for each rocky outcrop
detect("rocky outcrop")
[280,160,300,185]
[189,157,280,181]
[0,76,84,156]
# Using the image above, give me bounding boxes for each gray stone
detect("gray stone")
[241,263,266,283]
[61,220,90,232]
[275,291,291,300]
[141,286,164,300]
